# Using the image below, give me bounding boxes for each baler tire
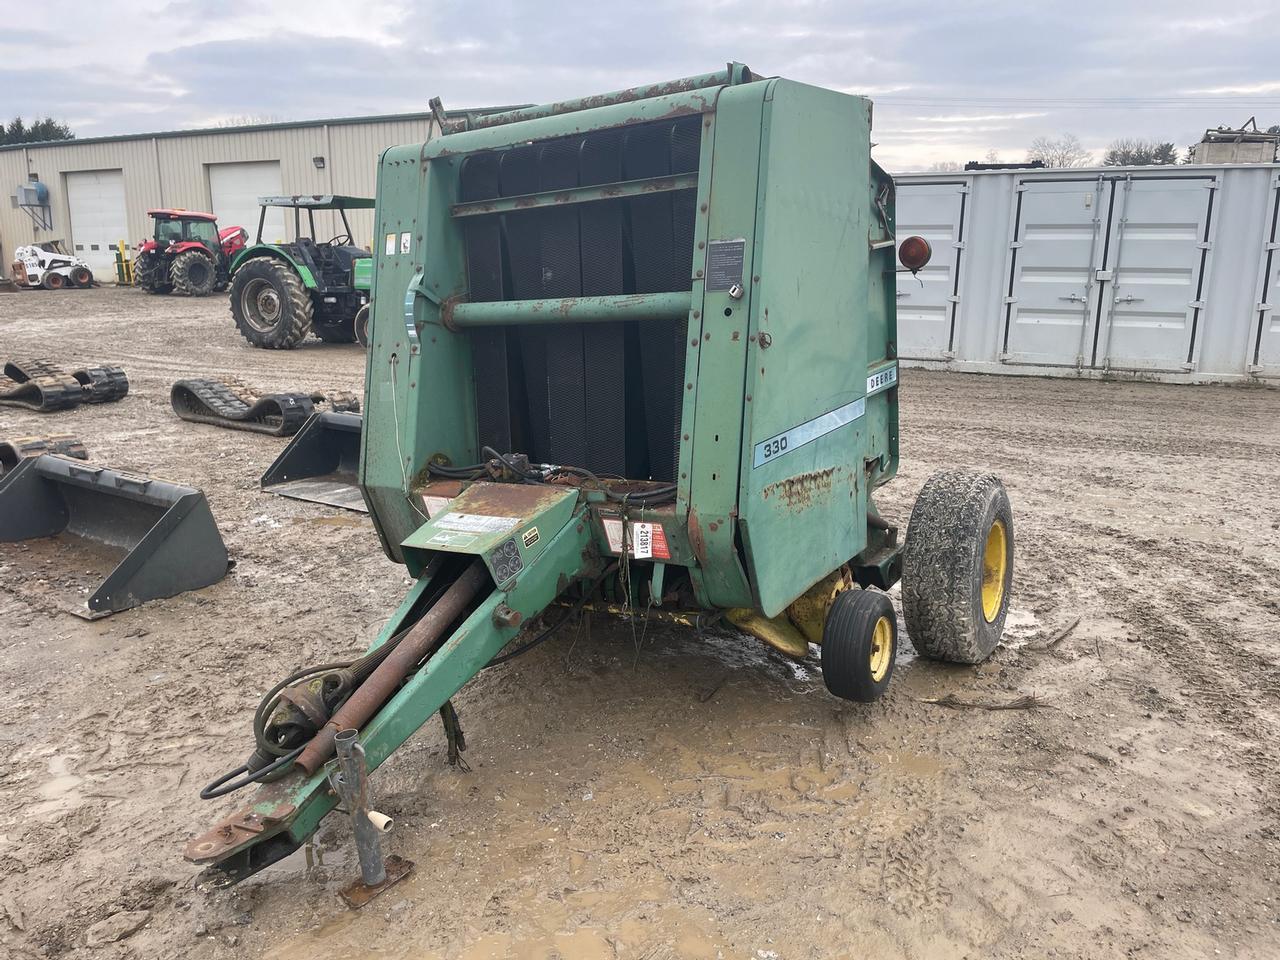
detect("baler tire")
[353,304,371,348]
[820,588,897,703]
[171,250,218,296]
[230,257,314,349]
[902,471,1013,664]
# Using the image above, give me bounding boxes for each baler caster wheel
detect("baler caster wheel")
[902,471,1013,664]
[821,588,896,702]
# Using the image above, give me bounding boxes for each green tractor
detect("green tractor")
[228,196,374,349]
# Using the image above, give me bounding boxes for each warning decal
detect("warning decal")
[435,512,521,534]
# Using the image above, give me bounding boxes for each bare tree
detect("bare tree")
[1103,139,1179,166]
[1027,133,1092,168]
[984,148,1000,164]
[928,160,963,172]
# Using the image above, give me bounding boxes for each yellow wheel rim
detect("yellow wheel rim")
[981,519,1008,622]
[869,615,893,682]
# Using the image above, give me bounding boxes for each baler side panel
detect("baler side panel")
[738,81,877,618]
[360,146,476,562]
[865,159,900,490]
[683,84,769,610]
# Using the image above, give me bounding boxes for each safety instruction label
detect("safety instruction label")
[706,239,746,291]
[426,531,477,549]
[400,231,412,254]
[435,512,521,534]
[385,233,396,256]
[601,518,671,560]
[420,495,452,518]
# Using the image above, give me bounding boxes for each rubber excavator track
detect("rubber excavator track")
[0,434,88,476]
[0,358,129,412]
[170,377,360,437]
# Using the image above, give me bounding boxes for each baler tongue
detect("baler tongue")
[0,454,229,618]
[186,480,594,886]
[259,411,366,512]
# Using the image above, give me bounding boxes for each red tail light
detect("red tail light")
[898,235,932,273]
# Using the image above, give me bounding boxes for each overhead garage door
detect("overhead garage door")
[66,170,128,278]
[208,161,284,243]
[895,181,967,360]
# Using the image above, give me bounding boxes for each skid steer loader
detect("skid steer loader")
[186,64,1013,894]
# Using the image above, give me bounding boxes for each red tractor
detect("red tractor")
[135,209,247,296]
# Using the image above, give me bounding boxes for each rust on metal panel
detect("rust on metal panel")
[183,800,296,863]
[687,509,709,566]
[760,467,836,510]
[454,481,574,519]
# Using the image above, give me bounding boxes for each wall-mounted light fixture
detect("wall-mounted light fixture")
[312,156,326,169]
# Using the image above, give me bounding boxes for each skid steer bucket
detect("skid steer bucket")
[0,455,229,618]
[259,411,366,513]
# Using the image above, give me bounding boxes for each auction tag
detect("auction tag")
[601,518,671,560]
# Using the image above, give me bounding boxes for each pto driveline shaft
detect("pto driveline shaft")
[294,561,489,775]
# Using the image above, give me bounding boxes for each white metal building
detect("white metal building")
[895,164,1280,383]
[0,112,481,279]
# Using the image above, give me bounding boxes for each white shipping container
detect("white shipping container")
[893,164,1280,383]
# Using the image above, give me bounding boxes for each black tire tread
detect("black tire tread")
[230,257,314,349]
[901,471,1013,664]
[821,588,897,703]
[171,250,217,296]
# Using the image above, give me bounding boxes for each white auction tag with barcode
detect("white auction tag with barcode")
[632,522,654,559]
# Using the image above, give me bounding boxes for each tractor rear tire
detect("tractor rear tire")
[172,250,217,296]
[821,588,897,703]
[230,257,313,349]
[42,271,67,290]
[353,304,371,348]
[902,471,1013,664]
[135,254,171,294]
[69,266,94,288]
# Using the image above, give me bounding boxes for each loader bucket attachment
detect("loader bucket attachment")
[0,454,229,618]
[259,411,366,513]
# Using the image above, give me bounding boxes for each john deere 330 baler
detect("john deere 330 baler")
[187,63,1013,888]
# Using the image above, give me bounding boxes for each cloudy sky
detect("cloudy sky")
[5,1,1280,170]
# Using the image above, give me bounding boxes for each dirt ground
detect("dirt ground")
[1,285,1278,960]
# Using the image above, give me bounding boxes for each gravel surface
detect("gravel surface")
[1,285,1278,960]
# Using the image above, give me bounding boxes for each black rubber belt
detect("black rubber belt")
[0,358,129,412]
[579,131,628,477]
[539,137,587,467]
[0,434,88,475]
[170,378,318,436]
[625,118,699,483]
[460,153,513,455]
[501,145,551,461]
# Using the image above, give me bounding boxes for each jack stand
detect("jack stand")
[328,728,413,908]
